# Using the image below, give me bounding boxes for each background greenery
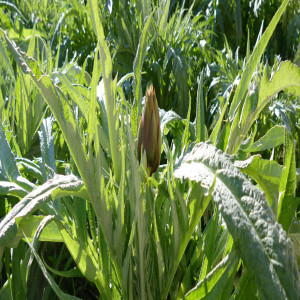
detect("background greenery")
[0,0,299,299]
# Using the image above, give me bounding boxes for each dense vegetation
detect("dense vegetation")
[0,0,299,299]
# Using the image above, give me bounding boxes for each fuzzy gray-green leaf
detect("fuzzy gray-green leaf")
[174,142,300,300]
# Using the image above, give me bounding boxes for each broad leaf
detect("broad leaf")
[235,155,284,210]
[234,269,259,299]
[14,215,63,243]
[174,142,300,300]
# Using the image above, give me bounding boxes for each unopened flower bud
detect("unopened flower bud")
[137,84,161,176]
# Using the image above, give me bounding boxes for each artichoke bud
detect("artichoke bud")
[137,84,161,176]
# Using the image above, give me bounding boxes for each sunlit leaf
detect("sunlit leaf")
[174,142,300,299]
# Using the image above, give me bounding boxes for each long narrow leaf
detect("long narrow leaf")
[195,73,205,143]
[277,132,298,232]
[242,125,285,152]
[185,250,239,300]
[181,95,191,151]
[38,117,56,174]
[132,9,155,137]
[88,0,121,183]
[23,234,81,300]
[0,181,28,198]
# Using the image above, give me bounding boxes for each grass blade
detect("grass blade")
[181,95,191,151]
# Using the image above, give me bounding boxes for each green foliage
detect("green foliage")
[0,0,300,299]
[193,0,300,61]
[174,142,300,299]
[235,155,284,210]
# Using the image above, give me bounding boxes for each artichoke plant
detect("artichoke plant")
[137,84,161,176]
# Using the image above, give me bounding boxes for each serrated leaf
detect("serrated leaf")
[257,62,300,109]
[227,61,300,154]
[53,71,89,120]
[1,29,89,184]
[38,117,56,175]
[1,29,106,248]
[160,109,182,135]
[16,157,44,183]
[174,142,300,300]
